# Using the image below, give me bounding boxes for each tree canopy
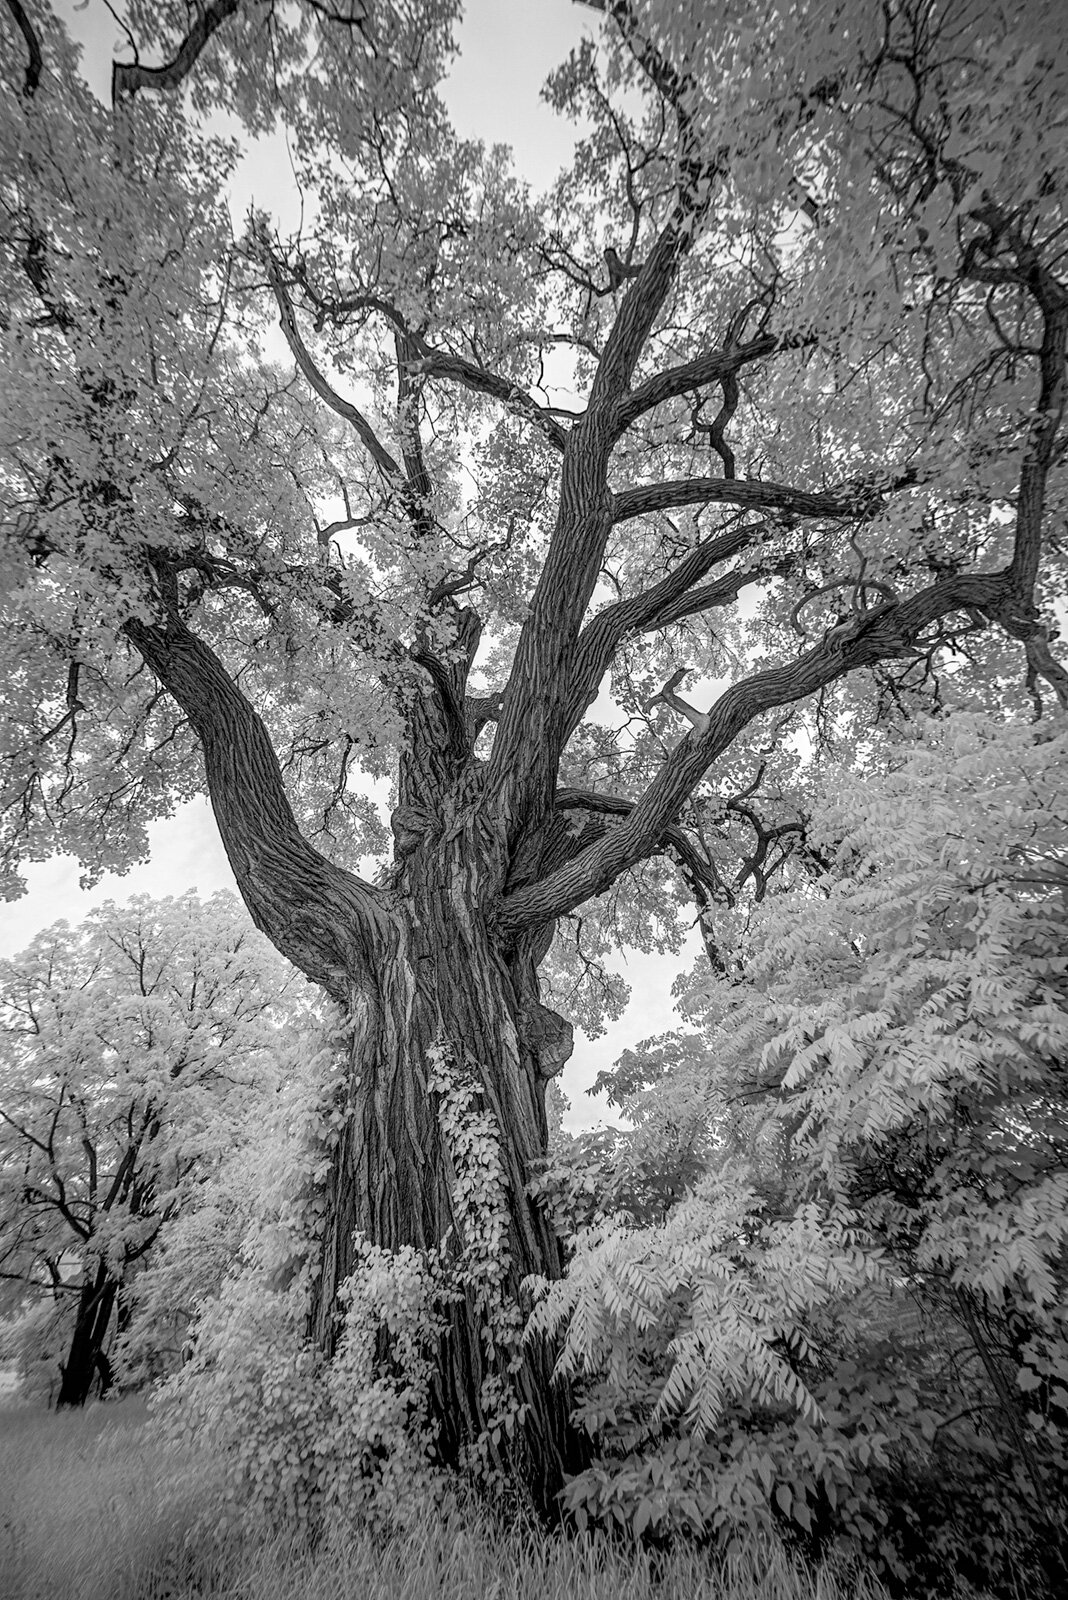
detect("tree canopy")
[3,0,1065,931]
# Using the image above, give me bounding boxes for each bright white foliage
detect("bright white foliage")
[529,1162,885,1446]
[726,713,1068,1317]
[0,890,310,1389]
[530,711,1068,1544]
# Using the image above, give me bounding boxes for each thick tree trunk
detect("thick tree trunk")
[308,813,585,1518]
[126,614,587,1511]
[57,1264,118,1408]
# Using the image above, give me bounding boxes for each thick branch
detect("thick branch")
[3,0,42,96]
[554,786,719,900]
[963,205,1068,607]
[1009,299,1068,603]
[112,0,242,100]
[603,522,763,637]
[487,211,721,825]
[497,567,1024,939]
[482,3,723,842]
[414,350,569,452]
[562,522,764,736]
[613,477,865,524]
[123,616,389,1001]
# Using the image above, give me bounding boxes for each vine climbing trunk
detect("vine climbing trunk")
[307,799,586,1518]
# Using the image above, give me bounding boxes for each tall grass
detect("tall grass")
[0,1394,224,1600]
[0,1394,890,1600]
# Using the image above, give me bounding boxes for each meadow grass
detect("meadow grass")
[0,1393,224,1600]
[0,1393,893,1600]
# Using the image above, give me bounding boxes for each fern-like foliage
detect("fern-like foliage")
[528,1163,884,1445]
[536,713,1068,1589]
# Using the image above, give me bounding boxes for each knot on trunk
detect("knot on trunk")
[523,1000,573,1080]
[391,803,436,857]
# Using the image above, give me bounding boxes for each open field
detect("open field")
[0,1395,894,1600]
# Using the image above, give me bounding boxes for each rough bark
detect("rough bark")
[111,0,242,101]
[309,841,584,1513]
[307,628,585,1513]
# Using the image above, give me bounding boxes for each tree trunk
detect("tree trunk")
[307,811,586,1518]
[57,1264,118,1408]
[126,613,588,1512]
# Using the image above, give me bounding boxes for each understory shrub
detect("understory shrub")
[532,715,1068,1598]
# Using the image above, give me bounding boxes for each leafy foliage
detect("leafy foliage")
[538,712,1068,1593]
[0,891,306,1399]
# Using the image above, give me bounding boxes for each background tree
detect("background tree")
[0,891,301,1406]
[1,0,1066,1507]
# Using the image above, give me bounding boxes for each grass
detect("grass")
[0,1393,891,1600]
[0,1393,223,1600]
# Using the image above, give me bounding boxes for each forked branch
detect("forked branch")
[614,333,778,434]
[497,565,1044,941]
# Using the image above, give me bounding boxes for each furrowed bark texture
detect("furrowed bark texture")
[310,827,582,1511]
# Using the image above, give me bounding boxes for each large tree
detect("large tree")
[1,0,1065,1507]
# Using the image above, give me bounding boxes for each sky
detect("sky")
[1,0,698,1131]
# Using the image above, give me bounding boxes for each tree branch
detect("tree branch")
[497,566,1030,940]
[964,205,1068,611]
[1008,299,1068,604]
[486,0,721,829]
[281,257,570,451]
[586,1,723,409]
[3,0,42,96]
[112,0,242,101]
[554,786,720,902]
[612,477,866,524]
[614,333,778,433]
[604,522,765,636]
[561,522,764,737]
[123,615,389,1002]
[258,243,404,484]
[413,350,569,452]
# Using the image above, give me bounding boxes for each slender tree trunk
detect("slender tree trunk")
[308,815,586,1518]
[57,1263,118,1408]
